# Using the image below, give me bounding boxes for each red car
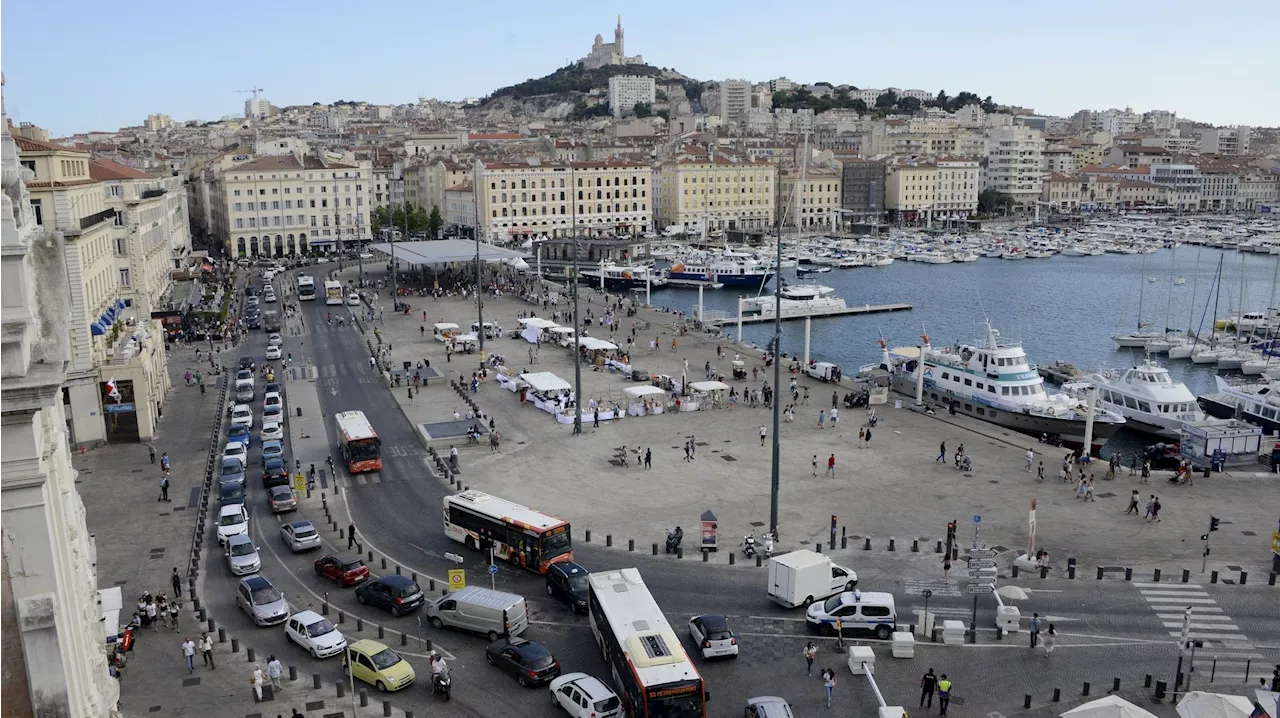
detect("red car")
[313,554,370,586]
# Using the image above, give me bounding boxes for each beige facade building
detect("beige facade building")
[405,159,471,216]
[1041,174,1085,211]
[2,85,120,718]
[655,156,776,232]
[1237,170,1280,211]
[1117,180,1170,208]
[444,181,476,230]
[217,154,372,257]
[885,161,939,215]
[476,159,653,240]
[984,125,1044,206]
[934,158,980,216]
[777,166,842,229]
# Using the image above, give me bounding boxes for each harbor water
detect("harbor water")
[648,247,1280,456]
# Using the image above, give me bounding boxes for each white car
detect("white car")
[223,441,248,468]
[549,673,621,718]
[359,252,374,260]
[264,293,278,303]
[225,534,262,576]
[264,392,283,413]
[316,257,330,264]
[688,614,738,659]
[346,293,361,306]
[280,520,322,552]
[230,404,254,430]
[265,345,282,360]
[267,333,283,347]
[284,610,347,659]
[216,504,249,545]
[259,421,284,442]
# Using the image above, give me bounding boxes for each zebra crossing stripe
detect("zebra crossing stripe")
[1161,622,1241,631]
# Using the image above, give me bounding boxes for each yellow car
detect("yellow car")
[342,639,415,692]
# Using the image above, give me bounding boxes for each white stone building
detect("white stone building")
[1,78,121,718]
[608,75,657,118]
[983,125,1044,206]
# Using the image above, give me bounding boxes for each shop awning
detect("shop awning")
[519,372,572,393]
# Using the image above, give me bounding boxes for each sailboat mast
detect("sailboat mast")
[1235,254,1246,341]
[1210,256,1224,349]
[1164,242,1176,338]
[1137,253,1146,331]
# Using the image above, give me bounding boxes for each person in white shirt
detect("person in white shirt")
[250,665,265,702]
[181,637,197,674]
[266,655,283,690]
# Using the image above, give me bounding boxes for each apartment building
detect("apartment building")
[1237,169,1280,211]
[1041,174,1084,211]
[608,75,657,117]
[719,79,753,125]
[656,155,776,232]
[934,158,980,216]
[1148,164,1203,211]
[777,166,842,229]
[1198,127,1250,156]
[1195,160,1239,211]
[218,154,372,257]
[885,161,938,218]
[475,159,653,240]
[1103,145,1173,168]
[444,181,476,230]
[839,159,886,223]
[405,159,471,216]
[1117,180,1170,208]
[983,125,1044,206]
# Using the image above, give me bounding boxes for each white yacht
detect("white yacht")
[1060,359,1204,439]
[744,284,846,317]
[880,323,1125,450]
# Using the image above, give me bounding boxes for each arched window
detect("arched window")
[520,180,526,189]
[521,192,527,202]
[501,193,507,202]
[577,178,583,187]
[521,207,528,216]
[540,192,546,201]
[578,205,584,214]
[596,178,602,187]
[632,202,638,211]
[501,207,508,217]
[540,179,546,188]
[596,190,602,199]
[597,204,602,213]
[540,207,546,215]
[559,191,565,201]
[500,180,506,189]
[578,191,583,200]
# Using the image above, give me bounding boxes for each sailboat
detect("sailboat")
[1112,254,1164,348]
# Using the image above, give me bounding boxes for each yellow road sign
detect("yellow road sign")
[1271,530,1280,556]
[293,473,306,492]
[448,569,466,590]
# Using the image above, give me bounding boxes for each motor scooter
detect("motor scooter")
[741,533,757,559]
[432,668,451,701]
[665,527,683,554]
[762,532,775,558]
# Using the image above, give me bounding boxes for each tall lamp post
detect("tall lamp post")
[571,168,583,436]
[768,158,784,537]
[473,175,485,361]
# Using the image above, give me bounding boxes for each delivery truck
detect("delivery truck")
[766,549,858,608]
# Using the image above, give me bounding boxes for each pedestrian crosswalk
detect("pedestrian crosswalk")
[902,577,962,598]
[1134,582,1263,683]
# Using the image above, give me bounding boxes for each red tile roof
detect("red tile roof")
[13,135,85,154]
[89,157,157,180]
[469,132,522,141]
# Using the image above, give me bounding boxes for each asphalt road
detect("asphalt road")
[198,269,1280,718]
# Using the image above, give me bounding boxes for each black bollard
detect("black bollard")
[368,550,374,562]
[935,540,943,553]
[314,673,322,689]
[703,550,709,562]
[198,608,207,621]
[629,539,634,551]
[1154,568,1162,582]
[396,565,401,575]
[888,538,896,552]
[815,542,822,554]
[1144,674,1152,688]
[247,647,255,662]
[356,617,363,632]
[231,637,240,653]
[864,538,872,550]
[1082,682,1090,696]
[1041,566,1049,579]
[381,557,387,569]
[360,689,368,707]
[428,579,434,592]
[912,539,919,553]
[841,535,847,549]
[1124,567,1132,581]
[585,530,591,542]
[217,626,224,642]
[1211,570,1219,584]
[606,535,612,547]
[425,639,432,652]
[676,547,682,559]
[729,553,735,565]
[400,632,407,646]
[1097,566,1105,580]
[1240,571,1247,585]
[338,610,345,624]
[411,572,417,583]
[1024,695,1032,709]
[289,665,297,681]
[756,554,762,567]
[652,542,658,555]
[1012,565,1019,578]
[192,597,201,612]
[1182,569,1190,582]
[337,682,345,698]
[339,528,345,539]
[1154,681,1166,700]
[384,700,392,717]
[1112,678,1120,692]
[952,547,959,560]
[1068,564,1077,579]
[1052,688,1061,702]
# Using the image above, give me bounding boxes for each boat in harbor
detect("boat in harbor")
[877,323,1125,450]
[665,256,774,288]
[1059,359,1204,439]
[744,283,847,317]
[577,264,668,291]
[796,265,832,276]
[1199,375,1280,434]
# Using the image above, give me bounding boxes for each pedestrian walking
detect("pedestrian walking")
[863,427,871,448]
[1029,612,1042,648]
[148,443,157,464]
[1043,624,1056,656]
[644,448,651,469]
[168,600,181,632]
[937,441,946,463]
[267,655,283,690]
[1025,448,1034,471]
[826,454,836,477]
[250,664,265,702]
[347,523,357,550]
[858,426,865,446]
[1141,460,1151,483]
[683,442,691,462]
[834,616,844,649]
[802,387,810,404]
[145,598,158,630]
[937,675,952,716]
[818,410,825,428]
[182,637,197,673]
[171,567,182,597]
[200,632,215,669]
[160,452,171,474]
[760,425,768,446]
[812,454,818,476]
[593,408,600,428]
[822,668,836,708]
[1125,490,1140,515]
[158,476,170,502]
[803,642,817,676]
[943,557,951,580]
[1151,496,1162,522]
[920,668,938,708]
[1037,462,1045,482]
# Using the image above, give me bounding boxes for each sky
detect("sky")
[3,0,1277,138]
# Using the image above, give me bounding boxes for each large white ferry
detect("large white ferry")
[1059,359,1204,439]
[743,284,846,317]
[879,322,1125,450]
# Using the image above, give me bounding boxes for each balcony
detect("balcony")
[66,208,117,234]
[141,188,167,199]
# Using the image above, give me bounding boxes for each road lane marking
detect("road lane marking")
[1161,622,1241,631]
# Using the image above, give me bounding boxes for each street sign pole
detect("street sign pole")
[489,548,497,590]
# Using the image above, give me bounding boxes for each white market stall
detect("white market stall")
[432,322,461,342]
[625,384,667,416]
[511,371,578,418]
[518,317,559,344]
[685,380,731,412]
[547,326,576,347]
[576,336,620,367]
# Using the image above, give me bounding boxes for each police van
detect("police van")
[804,590,896,640]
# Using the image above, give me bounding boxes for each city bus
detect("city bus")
[441,490,573,574]
[297,275,317,301]
[588,568,707,718]
[334,410,382,472]
[324,280,343,305]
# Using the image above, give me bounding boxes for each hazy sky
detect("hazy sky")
[3,0,1276,137]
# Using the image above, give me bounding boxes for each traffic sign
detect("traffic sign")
[968,569,997,578]
[447,569,466,589]
[488,564,499,575]
[966,584,995,594]
[967,559,997,569]
[973,515,981,524]
[967,548,997,558]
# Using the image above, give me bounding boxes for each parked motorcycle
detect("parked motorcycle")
[742,533,757,559]
[665,527,684,554]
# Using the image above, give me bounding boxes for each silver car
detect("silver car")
[745,696,794,718]
[236,575,289,626]
[280,520,321,552]
[225,535,261,576]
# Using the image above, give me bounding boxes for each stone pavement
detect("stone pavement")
[337,264,1280,579]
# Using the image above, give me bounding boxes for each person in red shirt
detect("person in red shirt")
[826,454,836,477]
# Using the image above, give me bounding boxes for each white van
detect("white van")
[805,590,896,640]
[425,586,528,641]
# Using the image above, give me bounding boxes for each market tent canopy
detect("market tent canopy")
[433,322,460,331]
[688,380,731,392]
[624,385,666,398]
[577,337,618,351]
[547,326,575,335]
[369,240,529,266]
[520,372,572,393]
[518,317,558,329]
[1060,695,1160,718]
[1175,692,1256,718]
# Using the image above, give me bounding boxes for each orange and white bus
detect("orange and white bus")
[588,568,706,718]
[334,410,382,472]
[442,490,573,574]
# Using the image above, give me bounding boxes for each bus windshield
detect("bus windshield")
[346,438,380,461]
[648,691,704,718]
[541,529,572,559]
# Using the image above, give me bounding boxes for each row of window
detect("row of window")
[233,197,363,212]
[488,190,647,204]
[487,176,647,191]
[232,172,363,182]
[493,203,647,218]
[938,369,1045,397]
[235,214,360,229]
[232,184,362,197]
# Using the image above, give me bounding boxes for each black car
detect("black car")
[262,457,289,488]
[219,481,246,506]
[263,382,281,397]
[354,575,424,617]
[484,638,561,687]
[246,315,262,329]
[238,356,256,372]
[546,562,590,613]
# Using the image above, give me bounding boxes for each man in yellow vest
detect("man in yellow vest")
[937,674,952,715]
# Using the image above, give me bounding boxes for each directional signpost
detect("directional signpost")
[966,515,996,639]
[488,562,498,589]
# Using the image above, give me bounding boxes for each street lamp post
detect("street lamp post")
[571,169,583,436]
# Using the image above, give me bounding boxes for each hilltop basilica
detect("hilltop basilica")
[581,16,644,70]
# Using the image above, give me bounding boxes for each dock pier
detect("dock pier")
[707,303,913,326]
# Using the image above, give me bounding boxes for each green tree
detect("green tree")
[981,95,998,114]
[933,90,949,108]
[655,109,670,121]
[978,189,1016,215]
[633,102,653,118]
[371,205,391,235]
[875,90,898,108]
[427,205,444,236]
[898,96,922,112]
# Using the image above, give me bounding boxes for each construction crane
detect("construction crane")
[237,86,265,99]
